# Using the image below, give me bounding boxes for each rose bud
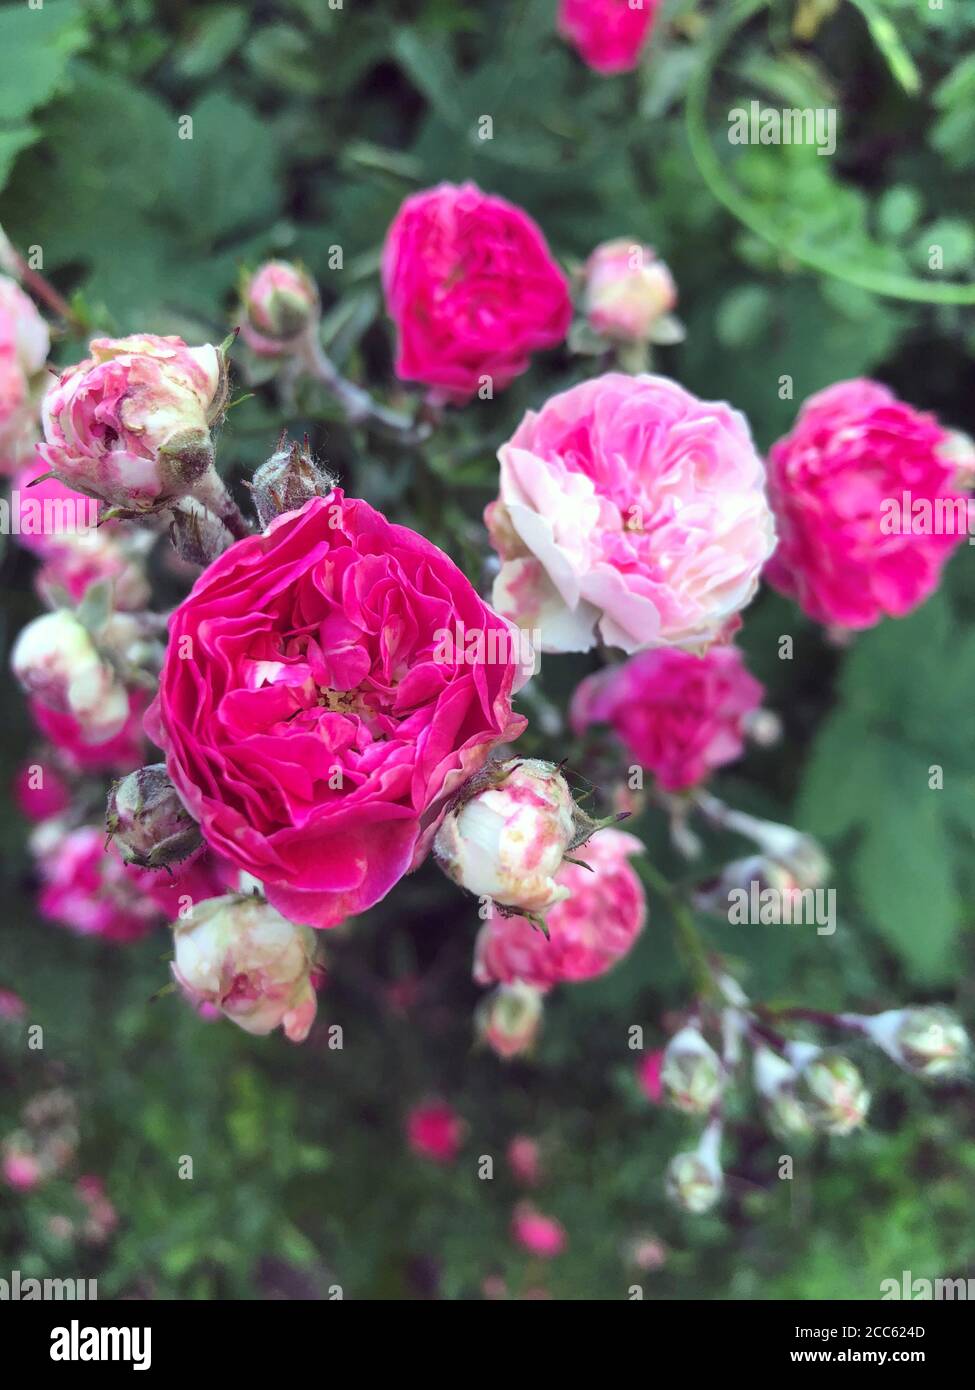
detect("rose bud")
[38,334,228,515]
[660,1026,723,1116]
[434,757,612,919]
[511,1202,567,1258]
[507,1135,542,1187]
[858,1007,971,1081]
[11,610,129,743]
[752,1045,812,1137]
[476,981,544,1061]
[239,261,320,357]
[583,238,679,345]
[406,1100,465,1164]
[789,1045,870,1136]
[106,764,202,871]
[171,894,321,1043]
[250,437,336,528]
[664,1122,724,1215]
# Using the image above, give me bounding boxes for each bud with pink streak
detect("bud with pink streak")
[473,827,646,990]
[240,261,320,356]
[511,1202,567,1258]
[0,274,49,462]
[485,373,776,655]
[571,644,765,791]
[583,238,678,344]
[171,894,321,1043]
[476,981,544,1060]
[39,334,227,514]
[12,610,130,743]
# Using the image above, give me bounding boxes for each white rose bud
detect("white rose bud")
[660,1026,723,1116]
[789,1044,870,1136]
[664,1122,724,1215]
[858,1007,971,1081]
[475,981,544,1061]
[752,1044,812,1137]
[172,895,321,1043]
[11,609,128,742]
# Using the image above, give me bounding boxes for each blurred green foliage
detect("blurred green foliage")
[1,0,974,1299]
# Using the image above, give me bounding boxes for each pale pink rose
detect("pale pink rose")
[147,492,529,931]
[765,379,969,629]
[0,274,49,462]
[511,1202,566,1258]
[382,182,571,403]
[75,1175,119,1244]
[39,334,225,512]
[13,757,71,822]
[557,0,660,75]
[33,824,162,943]
[507,1135,543,1187]
[12,610,129,743]
[171,894,321,1042]
[406,1101,465,1164]
[29,689,149,775]
[584,238,677,343]
[240,261,319,356]
[486,373,776,654]
[477,982,544,1060]
[473,828,645,990]
[570,643,764,791]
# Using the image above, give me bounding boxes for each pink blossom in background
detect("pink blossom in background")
[148,492,529,931]
[583,238,677,343]
[473,828,646,990]
[507,1135,543,1187]
[511,1202,567,1258]
[765,378,970,629]
[123,851,237,922]
[570,643,764,790]
[33,824,161,943]
[637,1049,664,1103]
[557,0,660,76]
[0,274,49,462]
[2,1148,42,1191]
[13,758,71,822]
[30,689,149,775]
[382,181,571,403]
[39,334,223,510]
[486,373,775,654]
[0,988,27,1022]
[407,1101,465,1164]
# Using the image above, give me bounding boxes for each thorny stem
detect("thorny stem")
[191,471,253,541]
[297,332,431,444]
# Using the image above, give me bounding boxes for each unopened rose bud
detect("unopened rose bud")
[250,438,336,528]
[476,981,544,1060]
[240,261,320,356]
[11,610,128,742]
[583,239,679,345]
[859,1007,971,1081]
[790,1046,870,1135]
[171,894,321,1043]
[660,1026,723,1115]
[39,334,227,515]
[752,1045,812,1136]
[106,764,202,870]
[434,757,613,917]
[664,1122,723,1215]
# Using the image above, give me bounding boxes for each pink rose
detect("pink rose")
[637,1049,664,1102]
[33,824,162,943]
[39,334,225,512]
[13,757,71,822]
[406,1101,465,1164]
[511,1202,567,1258]
[507,1135,543,1187]
[0,274,49,461]
[557,0,660,75]
[765,379,969,629]
[124,851,237,921]
[474,828,645,990]
[382,182,571,403]
[29,689,149,775]
[584,238,677,343]
[147,492,529,930]
[486,373,776,653]
[570,643,764,790]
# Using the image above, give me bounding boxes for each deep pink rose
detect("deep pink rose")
[33,825,161,943]
[486,373,776,653]
[381,182,571,403]
[148,492,529,930]
[473,828,645,990]
[13,758,71,822]
[570,643,764,791]
[30,690,149,775]
[637,1049,664,1102]
[765,379,970,629]
[557,0,660,75]
[511,1202,567,1258]
[406,1101,465,1164]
